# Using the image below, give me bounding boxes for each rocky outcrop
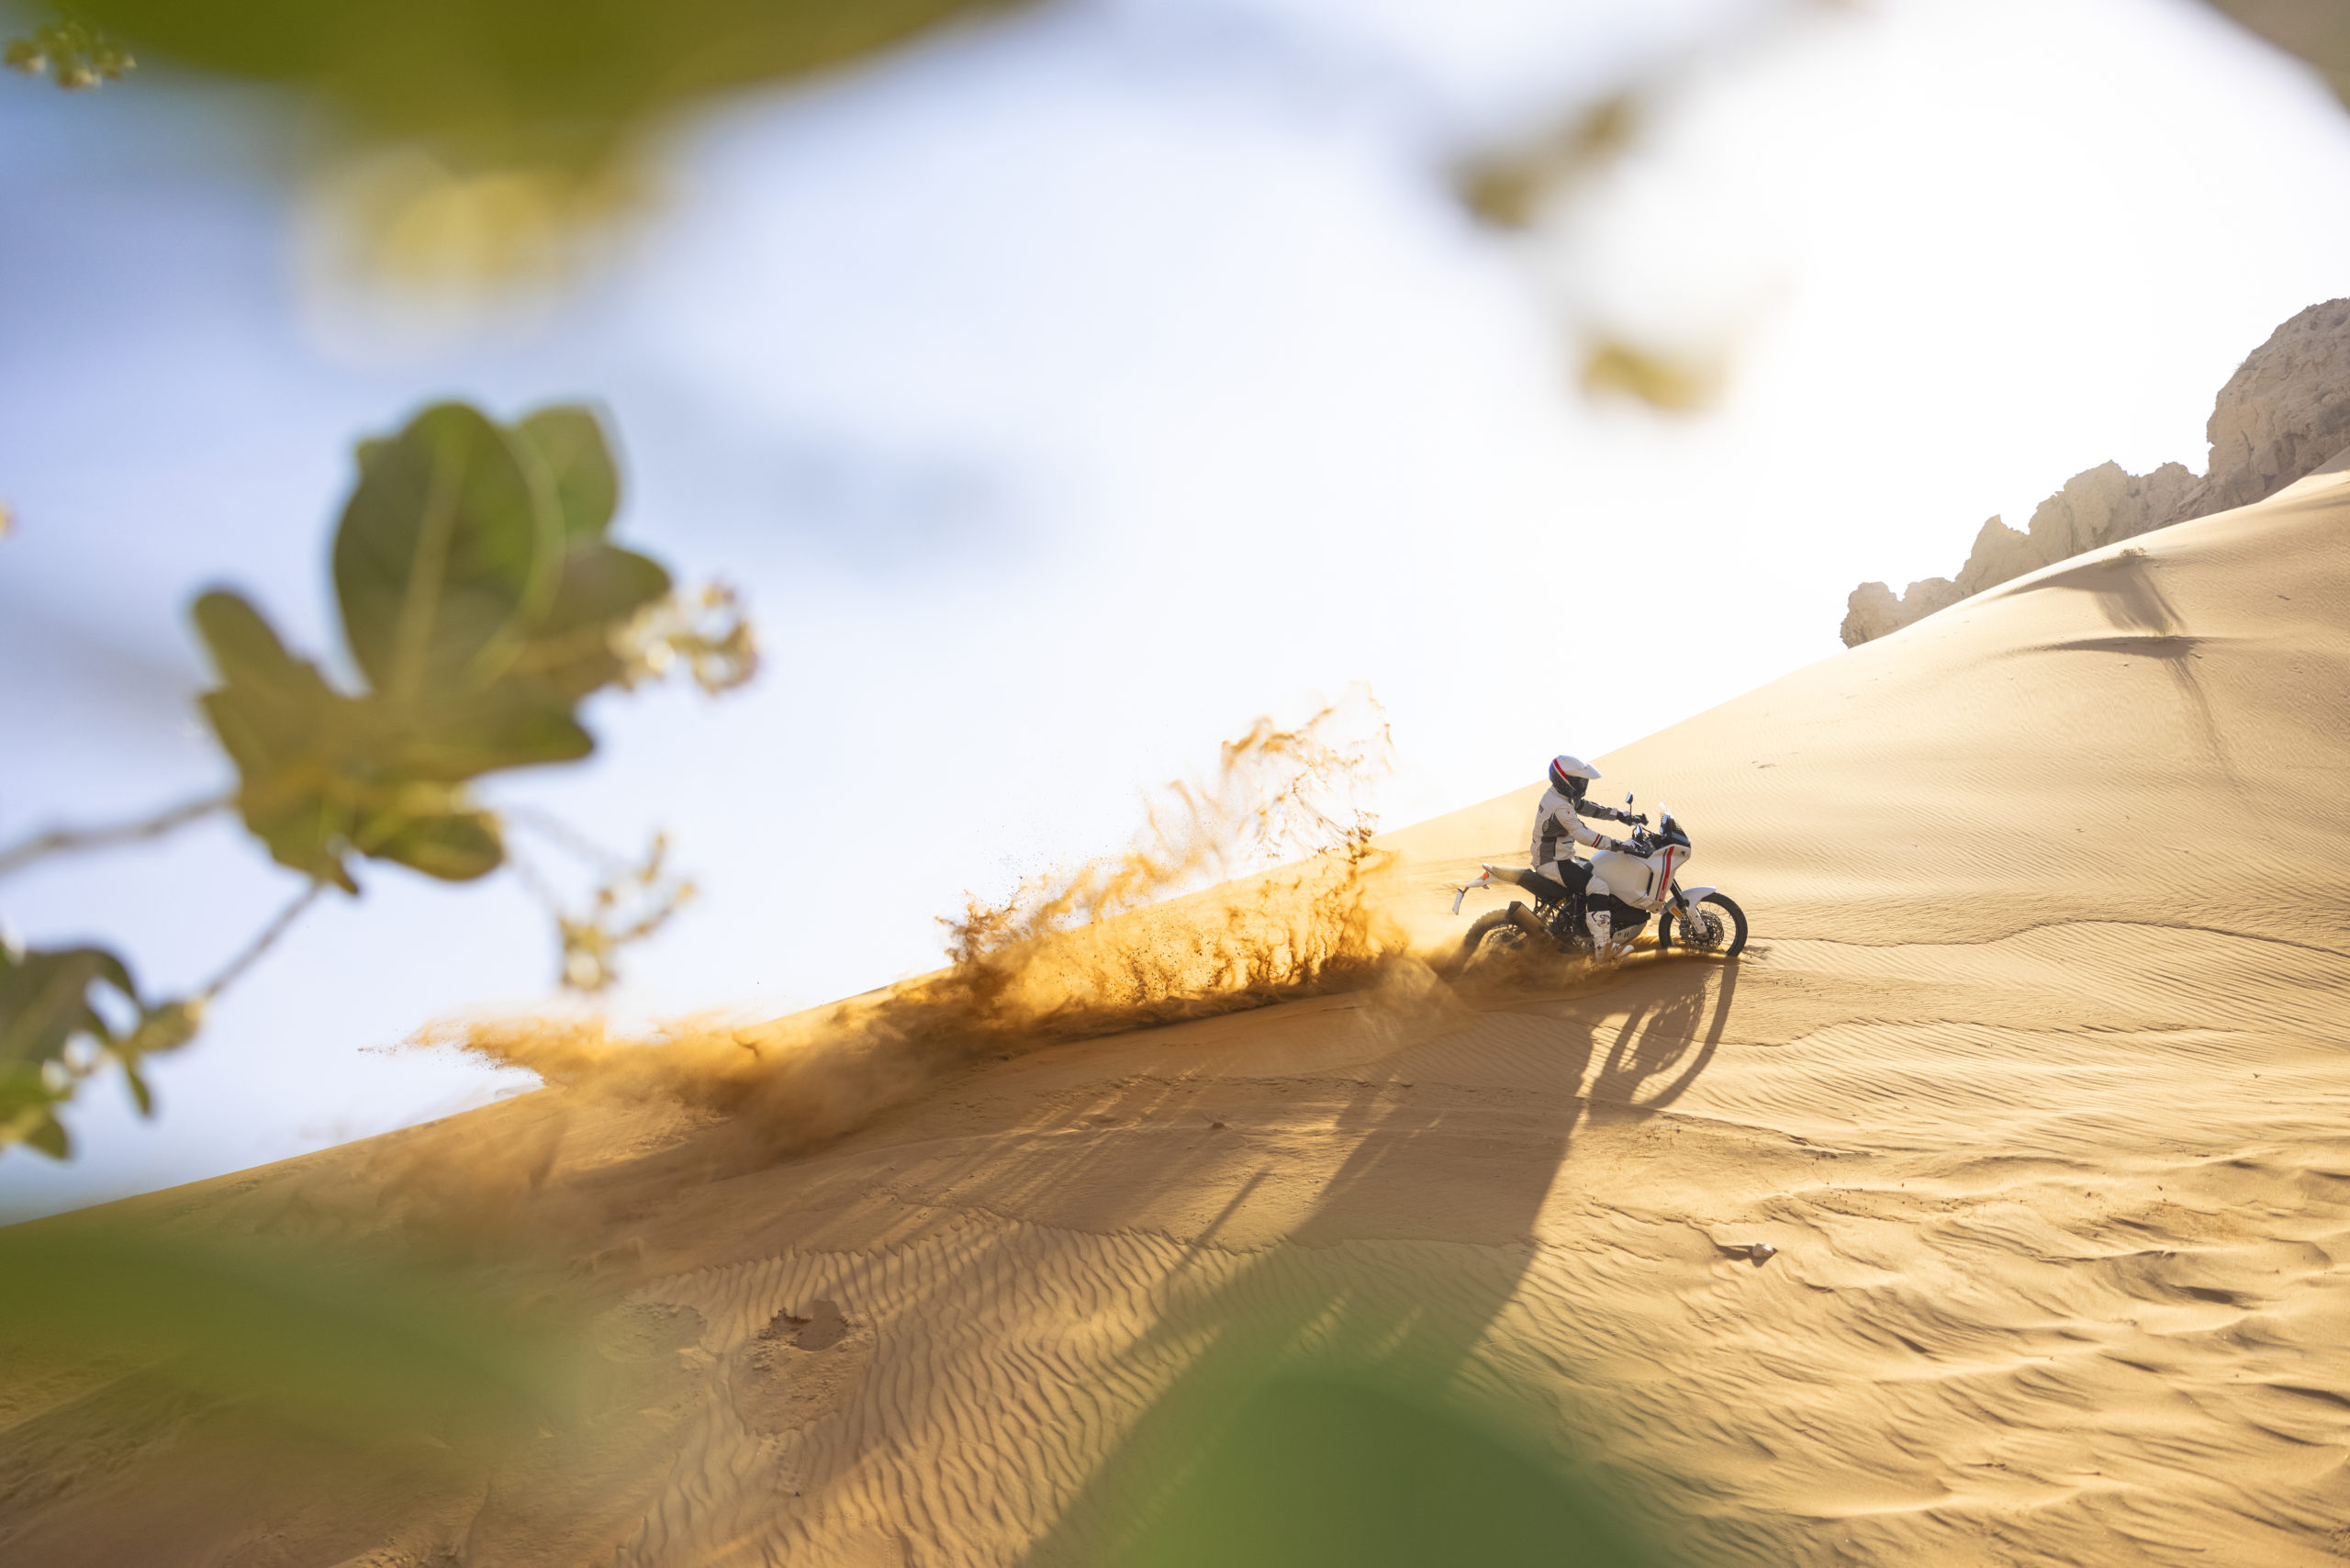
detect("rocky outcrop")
[1839,576,1957,647]
[1841,299,2350,645]
[2199,297,2350,512]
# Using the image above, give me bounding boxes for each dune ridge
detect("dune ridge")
[1843,297,2350,645]
[6,468,2350,1565]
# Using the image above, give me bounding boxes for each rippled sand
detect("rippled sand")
[7,472,2348,1566]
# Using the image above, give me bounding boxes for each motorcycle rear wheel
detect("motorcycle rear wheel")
[1460,908,1526,957]
[1458,907,1546,975]
[1661,891,1748,958]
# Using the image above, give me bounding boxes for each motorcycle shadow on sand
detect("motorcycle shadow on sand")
[1008,946,1746,1567]
[1445,937,1745,1119]
[1583,952,1743,1115]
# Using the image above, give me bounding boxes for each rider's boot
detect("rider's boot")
[1583,905,1614,958]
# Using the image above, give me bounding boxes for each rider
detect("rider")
[1491,754,1644,951]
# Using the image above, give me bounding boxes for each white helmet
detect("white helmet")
[1549,754,1601,799]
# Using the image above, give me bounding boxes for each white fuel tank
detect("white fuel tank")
[1586,845,1690,912]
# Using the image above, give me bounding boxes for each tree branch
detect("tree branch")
[503,804,632,875]
[198,879,325,1002]
[0,790,233,880]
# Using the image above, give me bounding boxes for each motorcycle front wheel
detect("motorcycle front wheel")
[1660,892,1748,958]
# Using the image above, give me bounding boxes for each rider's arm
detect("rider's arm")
[1567,812,1637,856]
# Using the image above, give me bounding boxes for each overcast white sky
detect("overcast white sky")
[6,0,2349,1215]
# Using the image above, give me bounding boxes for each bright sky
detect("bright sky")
[6,0,2349,1215]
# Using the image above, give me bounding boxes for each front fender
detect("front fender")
[1675,885,1718,909]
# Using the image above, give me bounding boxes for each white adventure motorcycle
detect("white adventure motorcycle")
[1450,796,1748,967]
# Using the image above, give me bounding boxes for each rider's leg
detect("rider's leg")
[1584,892,1649,956]
[1583,879,1615,951]
[1537,858,1593,905]
[1526,859,1592,944]
[1489,865,1570,902]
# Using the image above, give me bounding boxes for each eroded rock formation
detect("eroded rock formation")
[1841,298,2350,646]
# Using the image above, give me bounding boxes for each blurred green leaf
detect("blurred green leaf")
[193,588,365,890]
[0,1217,589,1455]
[527,544,672,699]
[332,401,559,705]
[513,406,674,697]
[0,942,135,1070]
[1117,1373,1669,1568]
[194,402,674,891]
[115,999,204,1114]
[364,805,504,881]
[386,684,595,780]
[18,1100,69,1156]
[55,0,1024,169]
[120,1057,154,1115]
[516,404,620,543]
[0,938,197,1156]
[1,1058,73,1157]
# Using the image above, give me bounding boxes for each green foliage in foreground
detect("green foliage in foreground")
[0,1215,588,1454]
[13,0,1025,166]
[0,942,197,1158]
[205,403,668,891]
[2,401,752,1159]
[1112,1373,1670,1568]
[2,16,133,89]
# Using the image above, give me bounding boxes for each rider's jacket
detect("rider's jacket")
[1528,787,1629,868]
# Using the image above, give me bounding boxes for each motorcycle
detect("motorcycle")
[1449,795,1748,968]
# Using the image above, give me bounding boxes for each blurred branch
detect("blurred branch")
[0,790,231,880]
[1449,15,1802,413]
[1581,340,1724,413]
[198,879,326,1002]
[505,805,633,877]
[1459,93,1640,230]
[508,822,694,993]
[613,582,759,696]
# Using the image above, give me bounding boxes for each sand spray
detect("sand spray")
[425,689,1449,1165]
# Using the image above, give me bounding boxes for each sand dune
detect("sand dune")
[6,472,2350,1566]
